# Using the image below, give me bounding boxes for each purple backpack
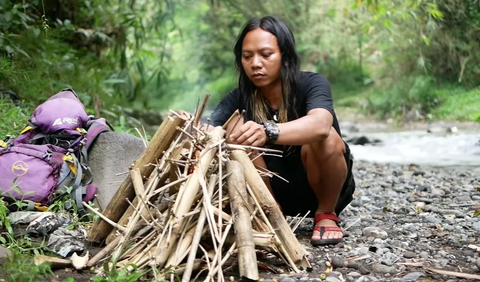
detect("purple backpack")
[0,89,111,214]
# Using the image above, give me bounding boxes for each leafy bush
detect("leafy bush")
[363,76,439,119]
[433,86,480,121]
[0,251,53,282]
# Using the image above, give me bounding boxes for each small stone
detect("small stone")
[371,263,396,274]
[472,195,480,201]
[413,171,425,176]
[416,197,433,204]
[358,265,370,275]
[456,195,472,202]
[359,247,369,255]
[419,251,429,259]
[431,188,445,197]
[280,278,297,282]
[299,277,309,281]
[400,272,425,282]
[350,200,362,207]
[472,221,480,231]
[347,272,361,278]
[362,227,388,239]
[325,277,342,282]
[379,252,399,266]
[403,251,416,259]
[425,216,442,224]
[476,257,480,269]
[331,256,346,268]
[415,202,426,210]
[329,271,342,278]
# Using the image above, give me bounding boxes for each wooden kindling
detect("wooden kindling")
[152,126,225,269]
[226,160,258,281]
[88,114,186,242]
[86,108,312,280]
[230,149,310,269]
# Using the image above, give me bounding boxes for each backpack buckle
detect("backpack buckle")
[76,128,87,136]
[42,150,53,160]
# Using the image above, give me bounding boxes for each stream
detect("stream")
[346,128,480,167]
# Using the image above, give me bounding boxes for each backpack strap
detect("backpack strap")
[72,158,85,215]
[77,117,112,185]
[59,151,86,215]
[84,117,113,151]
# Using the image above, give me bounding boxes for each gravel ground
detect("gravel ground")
[3,160,479,282]
[260,161,480,282]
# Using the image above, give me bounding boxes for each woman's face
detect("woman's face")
[241,28,282,89]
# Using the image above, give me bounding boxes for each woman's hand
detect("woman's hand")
[229,121,267,146]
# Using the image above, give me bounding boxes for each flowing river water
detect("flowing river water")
[345,124,480,167]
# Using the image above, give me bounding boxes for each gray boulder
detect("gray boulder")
[88,131,146,211]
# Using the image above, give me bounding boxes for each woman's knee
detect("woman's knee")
[301,127,345,163]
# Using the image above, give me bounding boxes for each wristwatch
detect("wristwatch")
[263,120,280,145]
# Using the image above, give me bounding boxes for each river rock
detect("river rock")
[362,227,388,239]
[430,188,445,196]
[371,263,396,274]
[472,221,480,231]
[403,251,416,259]
[379,252,399,266]
[419,251,429,259]
[425,216,442,224]
[325,277,342,282]
[347,271,361,279]
[400,272,425,282]
[331,256,346,268]
[345,135,381,146]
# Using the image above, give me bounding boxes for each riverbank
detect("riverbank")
[262,160,480,282]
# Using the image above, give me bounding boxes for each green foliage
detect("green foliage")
[91,262,146,282]
[364,76,439,119]
[0,99,29,137]
[0,250,53,282]
[433,86,480,122]
[0,0,479,126]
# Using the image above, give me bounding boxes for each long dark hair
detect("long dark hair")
[233,16,300,123]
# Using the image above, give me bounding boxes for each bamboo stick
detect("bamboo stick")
[216,143,224,282]
[88,114,186,242]
[226,161,258,281]
[230,150,309,269]
[195,94,210,127]
[182,174,218,282]
[82,202,126,232]
[245,183,300,272]
[222,109,239,130]
[154,126,225,269]
[105,136,189,244]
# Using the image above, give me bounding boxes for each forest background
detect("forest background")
[1,0,480,136]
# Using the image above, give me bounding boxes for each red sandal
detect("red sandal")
[311,213,344,246]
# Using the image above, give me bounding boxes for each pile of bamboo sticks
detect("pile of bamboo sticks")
[85,100,310,281]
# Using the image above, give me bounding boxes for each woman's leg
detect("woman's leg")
[301,127,348,241]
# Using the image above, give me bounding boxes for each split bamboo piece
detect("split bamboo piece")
[88,114,186,242]
[226,160,258,281]
[153,126,225,269]
[230,149,309,269]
